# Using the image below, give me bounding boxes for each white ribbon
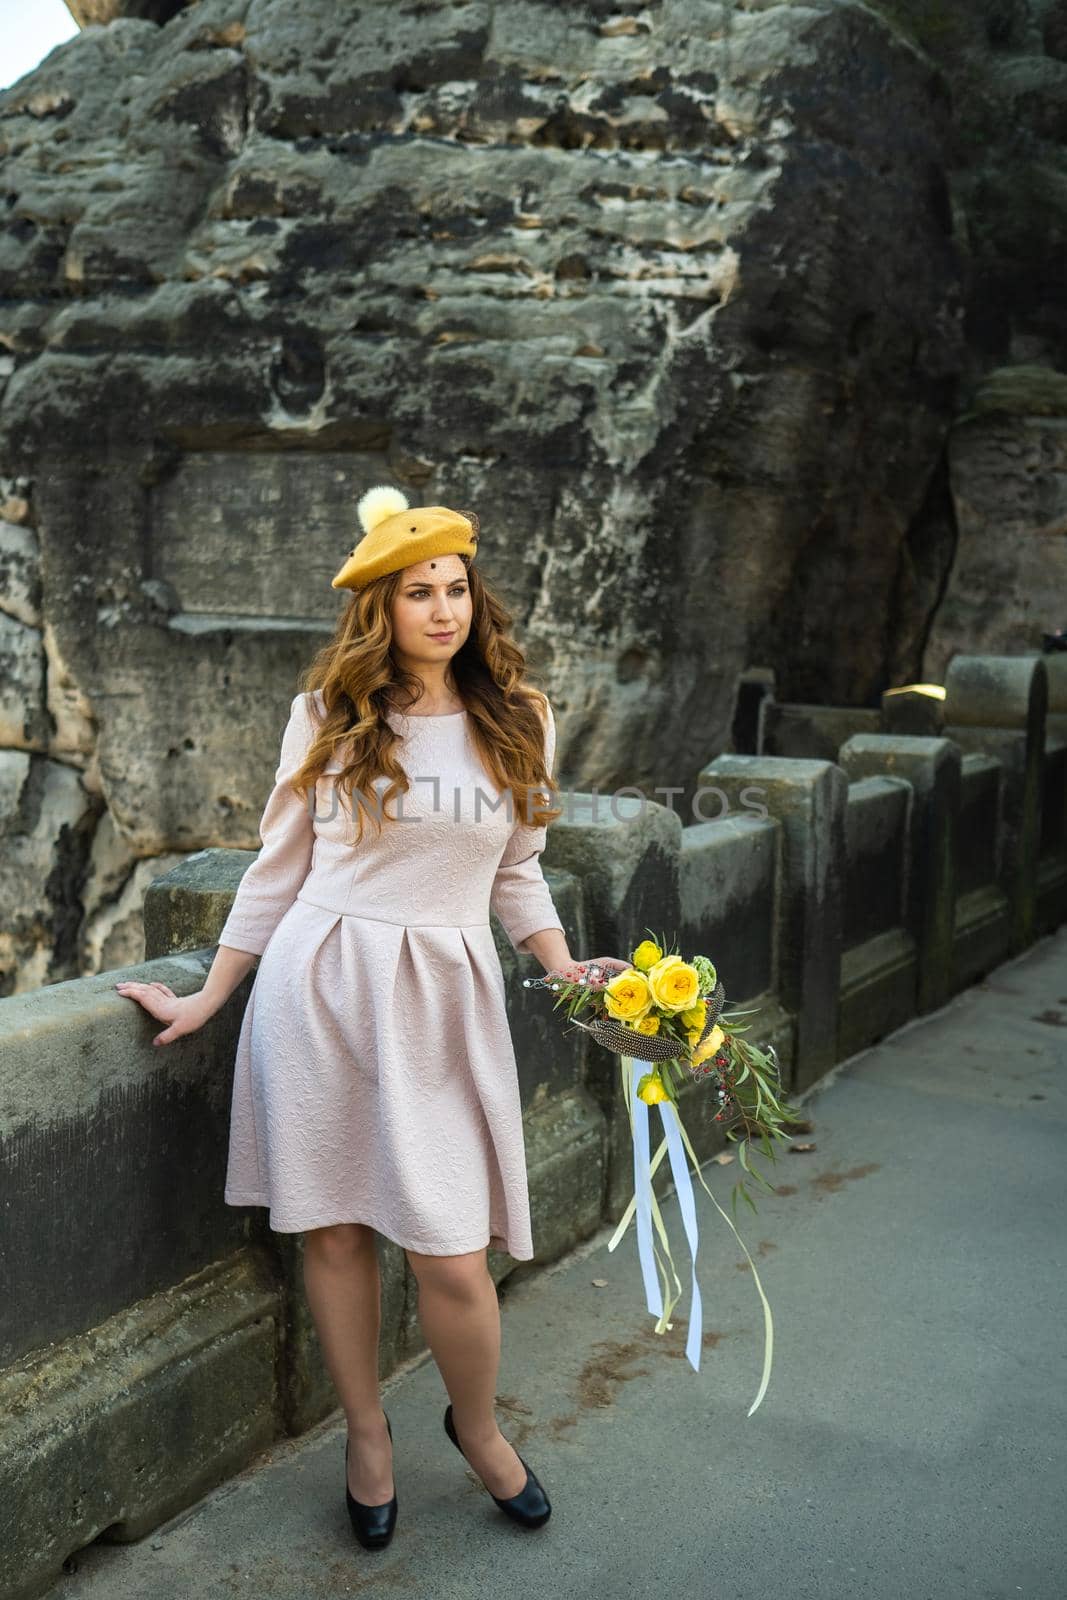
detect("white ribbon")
[658,1095,703,1373]
[631,1056,663,1320]
[608,1054,775,1415]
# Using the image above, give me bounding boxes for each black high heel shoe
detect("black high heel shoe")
[345,1411,397,1550]
[443,1403,552,1529]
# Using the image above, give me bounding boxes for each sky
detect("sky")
[0,0,81,92]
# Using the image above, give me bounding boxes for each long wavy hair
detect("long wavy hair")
[289,554,562,846]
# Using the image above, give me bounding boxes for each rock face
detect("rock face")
[924,366,1067,674]
[65,1,193,25]
[1,0,1042,991]
[879,0,1067,674]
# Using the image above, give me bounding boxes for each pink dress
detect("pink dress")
[217,689,564,1258]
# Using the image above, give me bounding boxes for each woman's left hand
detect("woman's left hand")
[546,955,631,988]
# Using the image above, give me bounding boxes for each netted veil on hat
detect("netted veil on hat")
[331,485,480,592]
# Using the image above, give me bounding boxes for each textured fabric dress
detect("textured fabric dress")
[217,689,565,1258]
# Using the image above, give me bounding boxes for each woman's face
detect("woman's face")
[390,554,472,671]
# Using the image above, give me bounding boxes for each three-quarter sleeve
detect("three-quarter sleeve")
[217,692,316,957]
[489,696,566,956]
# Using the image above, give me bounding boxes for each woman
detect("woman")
[116,485,626,1551]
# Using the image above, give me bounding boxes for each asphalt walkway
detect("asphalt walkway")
[51,927,1067,1600]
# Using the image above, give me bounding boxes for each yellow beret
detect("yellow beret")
[331,485,479,592]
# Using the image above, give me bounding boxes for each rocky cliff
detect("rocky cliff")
[0,0,1061,988]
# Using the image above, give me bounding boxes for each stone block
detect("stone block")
[953,754,1012,988]
[760,701,882,761]
[0,1252,279,1600]
[700,756,846,1090]
[679,813,778,1006]
[1047,655,1067,735]
[880,684,946,736]
[839,734,960,1013]
[1037,732,1067,933]
[944,654,1047,950]
[0,955,245,1364]
[836,775,917,1055]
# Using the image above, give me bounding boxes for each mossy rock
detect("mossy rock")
[857,0,983,57]
[960,363,1067,421]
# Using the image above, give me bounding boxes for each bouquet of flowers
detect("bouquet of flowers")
[526,931,804,1415]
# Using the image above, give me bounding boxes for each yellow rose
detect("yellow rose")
[680,1000,707,1031]
[646,954,701,1014]
[630,1014,661,1036]
[604,969,652,1023]
[636,1069,669,1104]
[691,1024,725,1067]
[631,939,663,972]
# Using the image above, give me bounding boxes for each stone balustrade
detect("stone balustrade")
[1,651,1065,1600]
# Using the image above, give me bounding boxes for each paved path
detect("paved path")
[53,927,1067,1600]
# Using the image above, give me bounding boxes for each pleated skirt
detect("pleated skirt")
[223,898,534,1258]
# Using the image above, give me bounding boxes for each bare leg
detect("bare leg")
[405,1245,527,1499]
[302,1223,394,1504]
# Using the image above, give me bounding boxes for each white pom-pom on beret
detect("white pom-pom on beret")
[356,484,410,535]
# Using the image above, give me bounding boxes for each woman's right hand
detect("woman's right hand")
[114,981,216,1046]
